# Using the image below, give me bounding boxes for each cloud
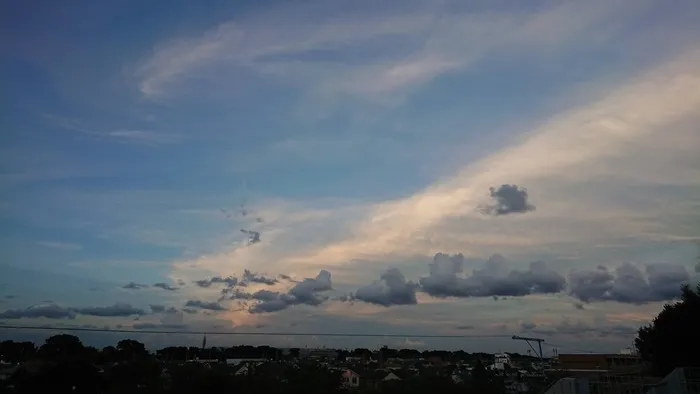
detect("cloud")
[241,229,261,245]
[153,282,179,291]
[36,241,83,251]
[569,263,691,304]
[135,0,654,101]
[695,261,700,273]
[351,268,418,306]
[0,304,76,319]
[247,270,332,313]
[150,304,166,313]
[182,308,198,314]
[133,323,187,330]
[184,300,227,311]
[480,184,536,216]
[73,303,145,317]
[194,276,238,288]
[242,269,278,285]
[44,114,180,145]
[455,325,474,330]
[520,322,537,331]
[574,303,585,310]
[122,282,148,290]
[420,253,566,298]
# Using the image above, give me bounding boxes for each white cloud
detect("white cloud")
[135,0,654,100]
[170,46,700,283]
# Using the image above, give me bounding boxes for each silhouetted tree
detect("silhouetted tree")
[38,334,84,361]
[0,340,36,362]
[117,339,149,360]
[635,284,700,376]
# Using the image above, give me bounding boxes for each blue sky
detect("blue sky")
[1,0,699,353]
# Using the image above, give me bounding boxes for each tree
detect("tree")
[0,340,36,362]
[635,284,700,376]
[39,334,84,361]
[117,339,149,360]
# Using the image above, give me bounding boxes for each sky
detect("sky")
[1,0,699,354]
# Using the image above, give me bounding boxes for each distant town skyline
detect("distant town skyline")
[2,0,699,353]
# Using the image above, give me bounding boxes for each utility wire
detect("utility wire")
[0,325,514,339]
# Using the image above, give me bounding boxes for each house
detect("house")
[341,368,361,388]
[491,353,511,370]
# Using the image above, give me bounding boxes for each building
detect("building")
[341,369,361,388]
[647,367,700,394]
[492,353,512,370]
[549,354,644,376]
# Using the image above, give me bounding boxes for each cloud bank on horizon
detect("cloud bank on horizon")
[1,0,699,352]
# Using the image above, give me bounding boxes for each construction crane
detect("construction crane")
[512,335,545,361]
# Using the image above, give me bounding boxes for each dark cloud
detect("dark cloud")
[185,300,227,311]
[5,295,16,299]
[455,325,474,330]
[122,282,148,290]
[241,229,261,245]
[74,303,145,317]
[419,253,565,298]
[249,270,332,313]
[177,279,186,286]
[194,276,238,288]
[182,308,198,314]
[351,268,418,306]
[481,184,535,216]
[520,322,537,331]
[150,304,166,313]
[0,304,76,319]
[153,282,178,291]
[242,269,277,285]
[133,323,187,330]
[568,263,690,304]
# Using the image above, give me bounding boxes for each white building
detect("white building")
[492,353,511,370]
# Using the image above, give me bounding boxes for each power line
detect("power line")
[0,325,514,339]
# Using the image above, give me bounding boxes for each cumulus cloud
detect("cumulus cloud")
[568,263,690,304]
[194,276,238,288]
[73,303,145,317]
[0,304,76,319]
[150,304,166,313]
[351,268,418,306]
[247,270,332,313]
[185,300,227,311]
[153,282,179,291]
[242,269,278,285]
[420,253,565,298]
[481,184,536,216]
[122,282,148,290]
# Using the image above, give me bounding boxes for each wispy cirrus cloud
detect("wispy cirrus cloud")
[135,0,653,101]
[36,241,83,251]
[43,114,180,145]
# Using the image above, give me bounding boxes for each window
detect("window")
[352,377,358,384]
